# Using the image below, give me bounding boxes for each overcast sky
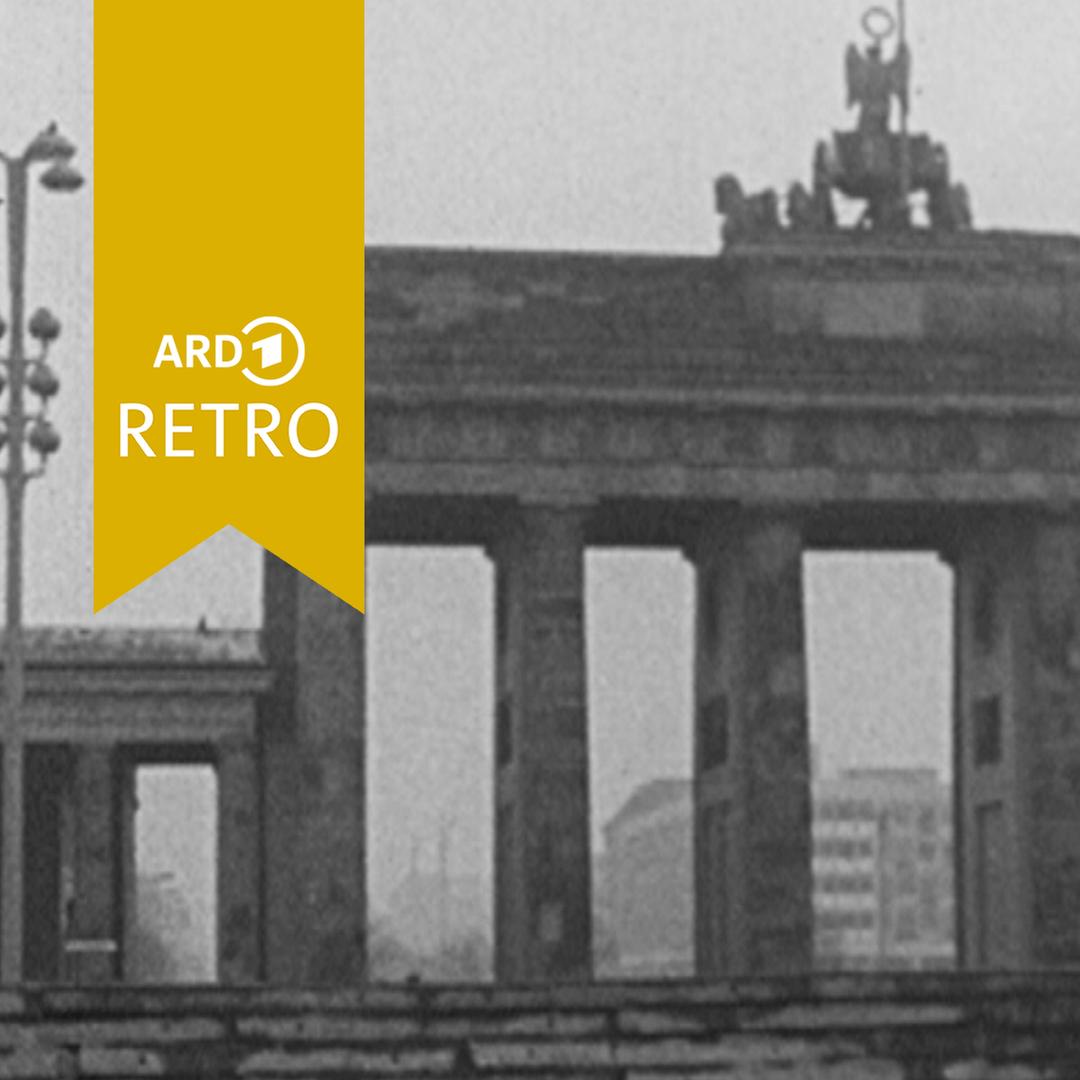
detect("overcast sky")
[4,2,1073,921]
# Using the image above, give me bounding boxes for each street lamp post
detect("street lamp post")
[0,124,82,984]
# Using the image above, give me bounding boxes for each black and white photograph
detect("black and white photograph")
[0,0,1077,1076]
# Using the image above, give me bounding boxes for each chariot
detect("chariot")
[817,131,964,231]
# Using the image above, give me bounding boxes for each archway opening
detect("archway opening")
[804,551,956,972]
[128,764,218,983]
[586,549,695,979]
[366,547,495,982]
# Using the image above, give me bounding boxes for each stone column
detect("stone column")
[957,517,1080,969]
[954,523,1021,969]
[67,747,119,984]
[492,501,592,983]
[261,554,366,984]
[1025,521,1080,966]
[23,746,67,981]
[691,513,813,976]
[217,736,260,982]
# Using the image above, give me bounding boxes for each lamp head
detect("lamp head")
[27,418,60,458]
[27,362,59,401]
[40,161,84,193]
[28,308,61,343]
[25,124,76,164]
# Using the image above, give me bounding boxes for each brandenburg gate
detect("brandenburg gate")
[12,15,1080,990]
[358,221,1080,982]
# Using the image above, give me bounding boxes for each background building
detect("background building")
[598,768,954,976]
[813,769,955,972]
[599,779,694,978]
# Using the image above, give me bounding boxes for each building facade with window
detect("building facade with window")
[813,768,955,972]
[600,779,695,978]
[600,766,954,977]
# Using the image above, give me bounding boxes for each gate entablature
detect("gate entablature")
[367,238,1080,513]
[7,626,269,741]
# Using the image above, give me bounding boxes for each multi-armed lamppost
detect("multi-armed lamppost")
[0,124,83,983]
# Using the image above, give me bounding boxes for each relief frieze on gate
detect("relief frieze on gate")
[367,401,1080,499]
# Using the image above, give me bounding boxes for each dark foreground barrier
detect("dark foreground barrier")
[0,973,1075,1078]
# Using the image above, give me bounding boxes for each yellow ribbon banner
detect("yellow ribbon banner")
[95,3,365,611]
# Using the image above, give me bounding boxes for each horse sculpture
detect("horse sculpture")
[786,143,838,232]
[714,174,782,245]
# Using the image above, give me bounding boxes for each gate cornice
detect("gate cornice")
[366,242,1080,511]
